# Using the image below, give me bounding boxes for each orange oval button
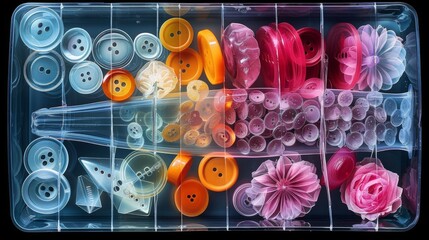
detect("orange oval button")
[198,153,238,192]
[166,48,203,85]
[162,123,181,142]
[102,69,135,101]
[167,152,192,186]
[197,29,225,85]
[174,179,209,217]
[160,18,193,52]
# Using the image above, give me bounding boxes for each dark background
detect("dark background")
[2,0,427,239]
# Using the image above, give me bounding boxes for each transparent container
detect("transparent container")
[8,2,421,231]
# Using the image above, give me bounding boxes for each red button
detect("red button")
[297,27,322,67]
[326,23,362,90]
[323,147,356,190]
[256,25,282,89]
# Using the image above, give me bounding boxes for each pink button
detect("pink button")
[260,128,273,139]
[345,132,364,150]
[352,106,367,121]
[326,120,338,131]
[189,111,203,126]
[325,105,341,120]
[248,103,265,119]
[294,127,306,143]
[263,92,280,110]
[350,122,366,134]
[302,124,319,142]
[327,128,343,146]
[340,106,352,121]
[272,123,287,139]
[323,89,335,107]
[286,92,303,109]
[248,90,265,104]
[249,117,265,136]
[225,108,237,125]
[364,115,376,131]
[337,119,351,131]
[232,88,248,103]
[234,120,249,139]
[297,27,322,67]
[298,78,324,99]
[281,108,297,124]
[264,111,280,130]
[304,105,320,123]
[266,139,285,155]
[236,139,250,155]
[325,147,356,190]
[302,99,321,110]
[249,135,266,152]
[337,90,353,107]
[292,112,306,129]
[282,131,296,146]
[236,102,249,120]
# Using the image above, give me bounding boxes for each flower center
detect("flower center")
[277,179,289,191]
[367,55,380,68]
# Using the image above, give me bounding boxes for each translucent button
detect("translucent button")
[363,130,377,149]
[138,112,163,130]
[232,89,248,103]
[186,80,209,102]
[355,98,370,111]
[248,103,265,119]
[327,129,343,146]
[24,137,69,174]
[264,111,280,130]
[338,119,351,131]
[162,123,181,142]
[326,120,338,131]
[352,106,367,121]
[302,99,320,110]
[160,18,193,52]
[119,151,167,198]
[286,93,304,109]
[350,121,366,134]
[337,90,353,107]
[376,123,387,141]
[166,48,203,85]
[399,129,410,145]
[248,90,265,104]
[127,122,143,139]
[298,78,324,99]
[304,105,321,123]
[400,98,411,117]
[135,61,178,98]
[183,129,200,145]
[146,129,163,143]
[236,139,251,155]
[61,28,92,63]
[204,114,222,134]
[127,136,144,150]
[365,116,377,131]
[225,108,237,125]
[293,112,307,129]
[383,98,397,116]
[345,132,364,150]
[374,107,387,123]
[340,106,353,121]
[323,89,335,107]
[302,124,319,142]
[263,92,280,110]
[120,106,137,122]
[282,131,296,146]
[93,29,134,69]
[195,98,216,121]
[391,110,404,127]
[22,169,71,214]
[233,120,249,139]
[272,123,287,139]
[249,117,265,136]
[134,33,163,61]
[195,133,212,148]
[24,51,64,92]
[266,139,285,155]
[385,122,398,135]
[261,128,273,138]
[384,129,396,146]
[69,61,103,94]
[281,108,297,124]
[212,124,236,148]
[402,117,412,131]
[232,183,257,217]
[325,105,341,120]
[366,91,383,107]
[19,7,63,51]
[249,135,266,152]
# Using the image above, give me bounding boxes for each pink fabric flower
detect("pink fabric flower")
[340,158,403,221]
[246,156,321,220]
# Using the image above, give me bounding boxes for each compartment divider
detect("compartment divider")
[153,3,160,231]
[109,3,114,232]
[319,2,334,231]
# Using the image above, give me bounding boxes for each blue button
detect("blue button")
[24,51,65,92]
[69,61,103,94]
[24,137,69,174]
[93,28,134,69]
[22,169,71,214]
[61,28,92,63]
[19,7,63,51]
[134,33,163,61]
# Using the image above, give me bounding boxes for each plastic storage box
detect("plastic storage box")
[8,2,421,231]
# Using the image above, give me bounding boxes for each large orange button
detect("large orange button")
[197,29,225,85]
[174,179,209,217]
[102,69,135,101]
[167,152,192,186]
[198,153,238,192]
[160,18,193,52]
[166,48,203,85]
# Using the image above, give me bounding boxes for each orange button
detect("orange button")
[162,123,181,142]
[102,69,135,101]
[167,152,192,186]
[174,179,209,217]
[197,29,225,85]
[198,152,238,192]
[160,18,193,52]
[166,48,203,85]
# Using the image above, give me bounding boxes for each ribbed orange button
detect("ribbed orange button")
[166,48,203,85]
[198,153,238,192]
[160,18,193,52]
[197,29,225,85]
[174,179,209,217]
[167,152,192,186]
[102,69,135,101]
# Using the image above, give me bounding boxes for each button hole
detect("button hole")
[170,33,174,37]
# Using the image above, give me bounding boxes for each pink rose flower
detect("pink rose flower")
[340,158,402,221]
